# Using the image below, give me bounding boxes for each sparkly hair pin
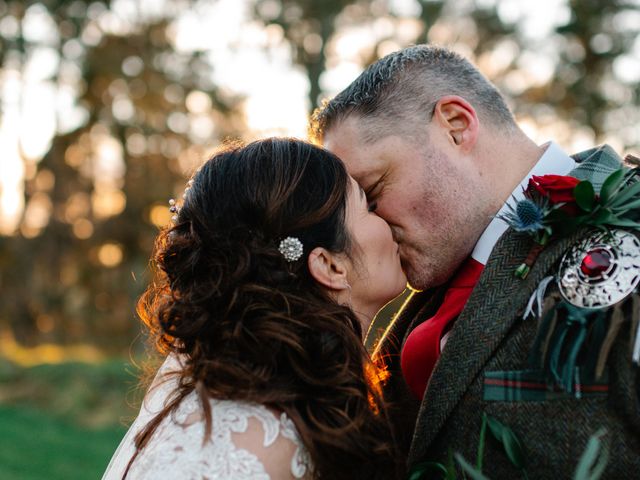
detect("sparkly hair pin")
[278,236,304,262]
[169,178,195,223]
[168,198,180,223]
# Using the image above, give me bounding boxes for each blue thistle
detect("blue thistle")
[514,199,544,231]
[500,197,546,233]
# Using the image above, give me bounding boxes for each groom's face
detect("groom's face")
[324,116,480,289]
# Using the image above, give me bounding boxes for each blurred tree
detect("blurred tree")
[251,0,446,109]
[0,0,244,351]
[1,0,638,354]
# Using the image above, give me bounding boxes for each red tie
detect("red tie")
[401,258,484,399]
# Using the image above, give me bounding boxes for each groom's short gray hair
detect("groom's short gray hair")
[310,44,516,143]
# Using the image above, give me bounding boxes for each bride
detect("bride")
[102,138,407,479]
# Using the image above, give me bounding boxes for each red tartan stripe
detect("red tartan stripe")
[484,378,609,393]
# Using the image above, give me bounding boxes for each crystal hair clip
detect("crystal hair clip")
[169,178,195,223]
[278,236,304,262]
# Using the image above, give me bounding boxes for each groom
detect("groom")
[312,45,640,477]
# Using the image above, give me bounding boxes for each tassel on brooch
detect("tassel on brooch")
[528,292,561,368]
[529,300,612,395]
[595,303,625,378]
[523,276,555,320]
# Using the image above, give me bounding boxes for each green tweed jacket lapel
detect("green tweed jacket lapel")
[407,145,623,464]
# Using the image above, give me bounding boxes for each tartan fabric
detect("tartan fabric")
[483,368,609,402]
[570,144,624,190]
[379,145,640,478]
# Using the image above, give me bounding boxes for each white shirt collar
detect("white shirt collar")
[471,142,577,265]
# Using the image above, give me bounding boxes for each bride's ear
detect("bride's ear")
[307,247,350,292]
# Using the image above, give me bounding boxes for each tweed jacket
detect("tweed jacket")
[377,145,640,478]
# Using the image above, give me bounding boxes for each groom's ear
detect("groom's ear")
[307,247,349,292]
[432,95,479,152]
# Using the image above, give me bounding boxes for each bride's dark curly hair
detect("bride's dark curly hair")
[129,138,402,479]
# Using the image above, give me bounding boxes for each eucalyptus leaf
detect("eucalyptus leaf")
[607,217,640,229]
[486,415,505,443]
[610,197,640,211]
[477,414,488,471]
[485,415,527,471]
[446,448,457,480]
[574,428,609,480]
[408,461,449,480]
[574,181,596,211]
[599,169,625,204]
[588,208,615,226]
[501,426,526,470]
[454,454,491,480]
[607,180,640,207]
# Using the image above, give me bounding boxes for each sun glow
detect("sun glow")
[1,0,639,239]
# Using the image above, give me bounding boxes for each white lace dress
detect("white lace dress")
[102,356,313,480]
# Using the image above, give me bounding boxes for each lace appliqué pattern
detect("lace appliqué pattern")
[126,392,312,479]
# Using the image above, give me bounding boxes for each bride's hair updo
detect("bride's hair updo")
[134,138,401,479]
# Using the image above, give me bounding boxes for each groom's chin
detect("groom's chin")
[404,261,456,291]
[405,268,435,292]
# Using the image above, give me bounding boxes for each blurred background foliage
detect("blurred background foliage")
[2,0,640,355]
[0,0,639,477]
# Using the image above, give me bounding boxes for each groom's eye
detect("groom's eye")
[367,201,378,213]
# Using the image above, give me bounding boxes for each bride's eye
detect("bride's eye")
[367,201,378,213]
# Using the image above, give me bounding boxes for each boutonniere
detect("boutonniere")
[500,168,640,278]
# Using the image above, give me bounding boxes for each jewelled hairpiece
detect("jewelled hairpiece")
[278,236,304,262]
[168,178,195,223]
[168,198,179,223]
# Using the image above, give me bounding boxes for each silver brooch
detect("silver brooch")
[278,236,304,262]
[557,229,640,309]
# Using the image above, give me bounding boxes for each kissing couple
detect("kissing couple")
[104,45,640,479]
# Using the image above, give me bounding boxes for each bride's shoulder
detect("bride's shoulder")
[127,393,312,480]
[211,399,312,479]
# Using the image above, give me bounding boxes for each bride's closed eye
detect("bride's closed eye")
[367,201,378,213]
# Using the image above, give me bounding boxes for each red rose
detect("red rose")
[528,174,580,204]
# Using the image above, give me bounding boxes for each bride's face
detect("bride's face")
[344,177,407,326]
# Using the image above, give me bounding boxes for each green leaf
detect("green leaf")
[607,216,640,229]
[446,448,457,480]
[574,181,596,212]
[599,169,625,204]
[477,414,488,471]
[574,428,609,480]
[545,206,573,225]
[486,415,505,443]
[501,426,526,470]
[408,461,449,480]
[486,415,526,471]
[454,454,491,480]
[611,197,640,211]
[588,208,615,226]
[607,180,640,207]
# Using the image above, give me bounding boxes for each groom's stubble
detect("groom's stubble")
[324,117,492,291]
[400,142,489,290]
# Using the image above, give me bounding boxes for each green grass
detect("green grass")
[0,358,151,479]
[0,405,126,480]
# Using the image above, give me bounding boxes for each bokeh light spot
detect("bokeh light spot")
[97,243,123,267]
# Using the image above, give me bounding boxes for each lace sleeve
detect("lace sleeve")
[124,394,313,480]
[226,405,313,480]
